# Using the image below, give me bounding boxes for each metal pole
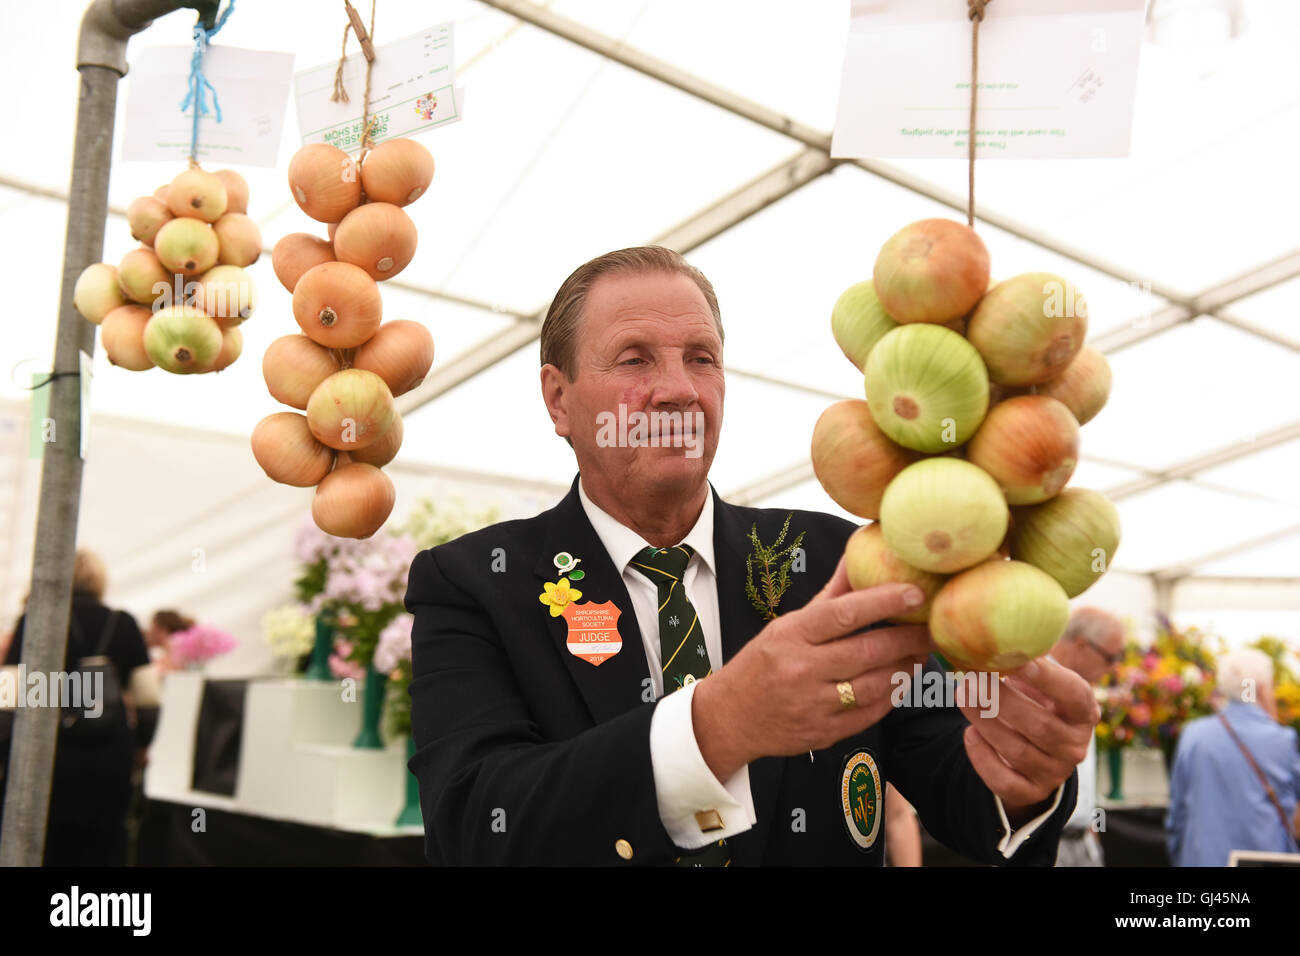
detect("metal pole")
[1,0,189,868]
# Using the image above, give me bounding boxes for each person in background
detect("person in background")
[1167,647,1300,866]
[0,549,160,866]
[884,782,922,866]
[145,609,194,676]
[1048,607,1125,867]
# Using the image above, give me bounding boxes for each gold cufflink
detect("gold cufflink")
[615,839,633,860]
[695,809,724,832]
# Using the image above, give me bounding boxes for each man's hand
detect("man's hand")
[957,655,1099,822]
[692,555,931,780]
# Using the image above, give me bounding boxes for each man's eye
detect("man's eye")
[622,357,646,366]
[693,355,716,365]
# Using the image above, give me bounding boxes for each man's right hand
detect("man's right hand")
[692,555,932,780]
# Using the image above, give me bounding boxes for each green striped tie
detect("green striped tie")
[630,544,729,867]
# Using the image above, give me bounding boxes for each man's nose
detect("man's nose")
[649,357,698,407]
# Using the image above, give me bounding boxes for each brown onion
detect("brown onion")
[271,233,336,293]
[350,320,434,396]
[306,368,395,451]
[332,203,417,280]
[100,305,155,370]
[251,412,334,486]
[288,144,361,223]
[292,261,382,348]
[263,334,339,409]
[966,395,1079,505]
[1035,346,1112,425]
[810,399,916,520]
[312,463,395,538]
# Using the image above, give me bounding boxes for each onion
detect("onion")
[117,248,171,305]
[1036,346,1112,425]
[831,280,898,371]
[864,324,989,452]
[251,413,334,486]
[1009,487,1121,598]
[349,412,403,467]
[967,272,1087,385]
[154,217,219,278]
[209,325,244,372]
[74,263,126,324]
[873,219,990,324]
[306,368,395,451]
[288,144,361,223]
[360,138,434,206]
[126,196,173,245]
[153,184,170,204]
[332,202,417,280]
[879,458,1008,573]
[99,305,154,370]
[966,395,1079,505]
[844,523,947,624]
[312,462,396,539]
[263,334,339,409]
[196,265,257,325]
[292,261,383,348]
[928,559,1070,671]
[810,399,916,520]
[214,169,250,215]
[350,320,435,396]
[143,306,222,374]
[166,168,228,222]
[272,233,336,293]
[213,213,262,267]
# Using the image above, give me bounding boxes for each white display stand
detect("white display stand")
[1099,746,1171,808]
[145,672,419,835]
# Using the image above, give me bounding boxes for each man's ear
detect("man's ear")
[540,364,572,439]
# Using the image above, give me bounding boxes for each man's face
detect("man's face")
[1073,629,1124,685]
[542,270,724,496]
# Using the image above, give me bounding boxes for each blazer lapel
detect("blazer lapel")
[533,478,650,726]
[711,488,786,866]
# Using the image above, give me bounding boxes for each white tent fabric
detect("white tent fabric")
[3,0,1299,663]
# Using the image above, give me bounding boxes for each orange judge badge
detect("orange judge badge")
[562,601,623,666]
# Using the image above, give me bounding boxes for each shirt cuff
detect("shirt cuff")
[649,680,757,850]
[994,784,1066,859]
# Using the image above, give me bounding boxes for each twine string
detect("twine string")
[330,21,353,103]
[328,0,380,164]
[967,0,989,227]
[179,0,236,166]
[358,0,378,163]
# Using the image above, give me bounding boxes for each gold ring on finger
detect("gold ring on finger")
[836,680,856,710]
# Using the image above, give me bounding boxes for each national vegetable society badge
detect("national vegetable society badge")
[840,750,882,851]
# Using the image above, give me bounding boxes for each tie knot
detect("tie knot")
[632,544,694,582]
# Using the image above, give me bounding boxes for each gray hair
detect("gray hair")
[1216,648,1274,702]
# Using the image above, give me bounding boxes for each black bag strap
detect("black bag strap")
[91,609,119,658]
[1218,712,1299,847]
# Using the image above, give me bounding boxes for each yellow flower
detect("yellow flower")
[539,577,582,617]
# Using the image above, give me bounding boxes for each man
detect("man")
[1167,648,1300,866]
[405,246,1096,865]
[1047,607,1125,866]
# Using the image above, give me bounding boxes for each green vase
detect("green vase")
[353,665,387,749]
[396,735,423,827]
[306,618,335,682]
[1104,746,1125,801]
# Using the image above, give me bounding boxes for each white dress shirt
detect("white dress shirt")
[577,477,1063,856]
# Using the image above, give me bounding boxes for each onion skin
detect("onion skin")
[167,168,228,222]
[873,219,990,324]
[143,306,222,374]
[966,395,1080,505]
[288,144,361,223]
[250,412,334,486]
[831,280,898,371]
[118,248,171,305]
[360,138,434,206]
[197,265,257,325]
[349,412,403,467]
[272,233,336,293]
[333,203,417,280]
[350,319,435,397]
[214,213,263,267]
[74,263,126,324]
[1036,346,1112,425]
[210,325,244,372]
[263,334,339,409]
[844,523,947,624]
[306,368,396,451]
[154,217,219,278]
[928,559,1070,671]
[967,272,1088,386]
[100,305,155,370]
[864,323,989,453]
[1009,487,1121,598]
[312,462,396,539]
[214,169,250,215]
[127,196,173,245]
[811,399,916,520]
[292,261,383,349]
[879,457,1009,574]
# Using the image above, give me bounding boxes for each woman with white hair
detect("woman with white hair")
[1166,647,1300,865]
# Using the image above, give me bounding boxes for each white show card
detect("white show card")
[831,0,1147,159]
[123,46,295,167]
[295,22,464,149]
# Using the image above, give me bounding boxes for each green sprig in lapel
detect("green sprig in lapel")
[744,513,806,621]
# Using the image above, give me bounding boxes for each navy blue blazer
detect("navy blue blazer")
[404,476,1076,865]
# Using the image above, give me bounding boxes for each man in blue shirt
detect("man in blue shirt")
[1167,648,1300,866]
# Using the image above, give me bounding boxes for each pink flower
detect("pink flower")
[1130,703,1152,727]
[328,638,366,681]
[1160,676,1184,695]
[169,624,239,666]
[374,614,413,675]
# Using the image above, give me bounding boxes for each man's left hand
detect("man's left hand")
[957,655,1100,821]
